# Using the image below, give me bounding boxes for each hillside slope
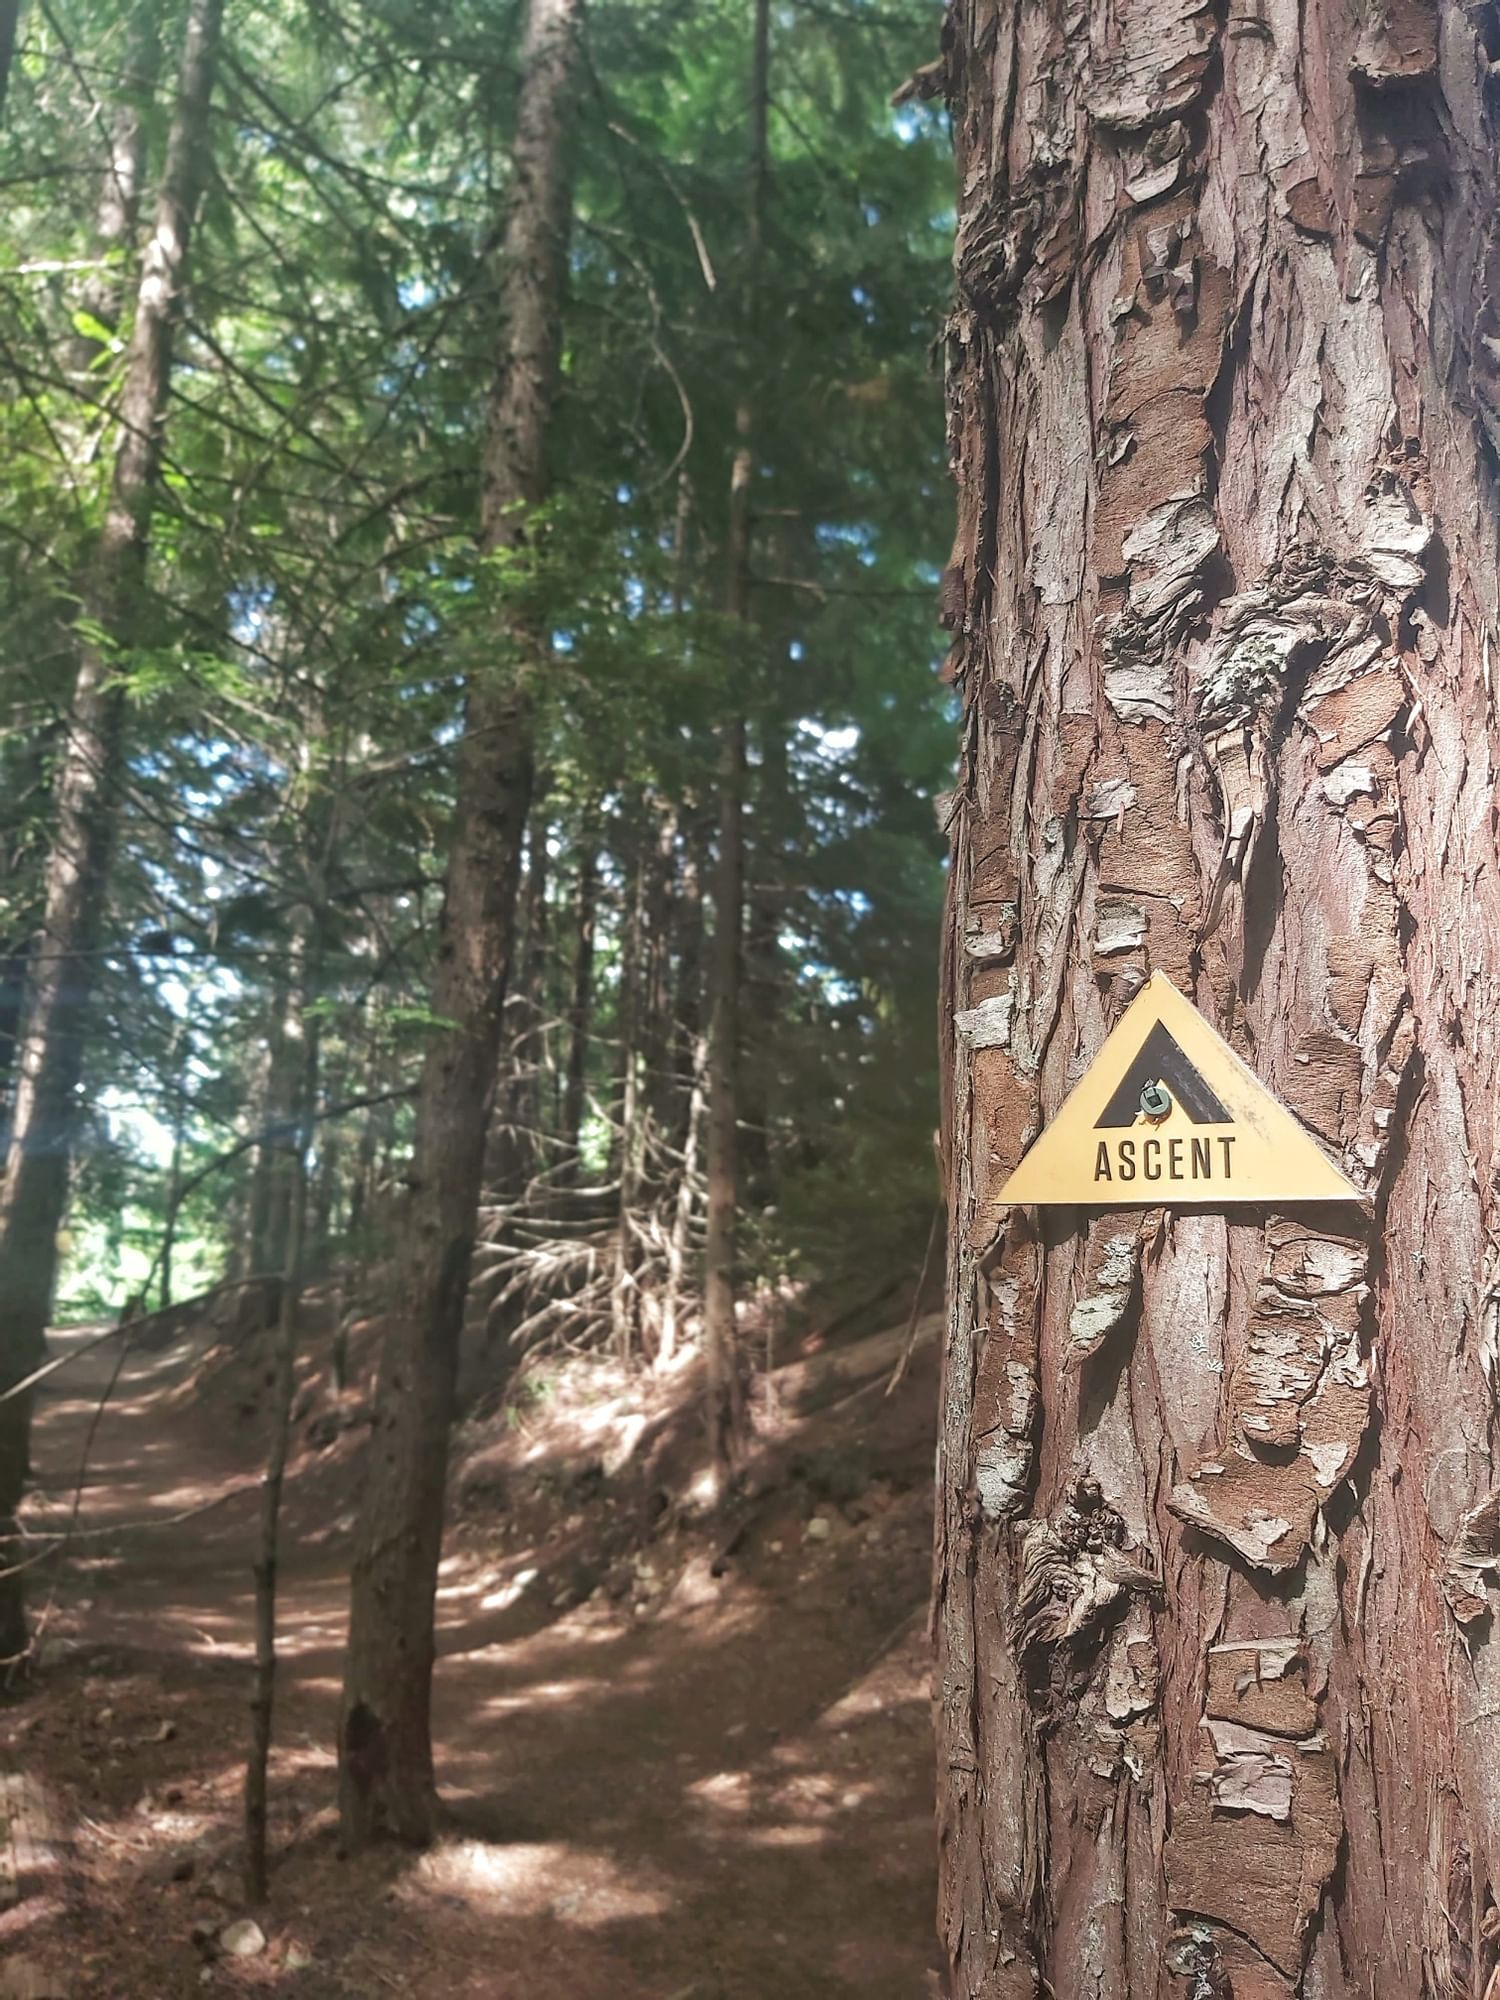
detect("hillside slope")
[1,1295,942,1999]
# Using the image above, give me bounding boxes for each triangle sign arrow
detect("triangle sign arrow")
[995,973,1364,1207]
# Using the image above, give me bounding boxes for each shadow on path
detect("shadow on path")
[2,1316,941,1999]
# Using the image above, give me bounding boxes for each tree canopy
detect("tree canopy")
[0,0,954,1331]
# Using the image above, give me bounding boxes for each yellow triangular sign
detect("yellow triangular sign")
[996,974,1363,1207]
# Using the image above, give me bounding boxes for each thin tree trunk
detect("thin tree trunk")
[311,1052,343,1264]
[6,2,165,1221]
[560,827,599,1175]
[243,1011,281,1278]
[253,966,297,1276]
[739,510,809,1194]
[0,772,37,1140]
[243,913,318,1902]
[635,799,679,1363]
[0,1,157,1149]
[0,0,224,1670]
[514,809,551,1179]
[739,714,787,1195]
[641,801,678,1150]
[702,721,747,1483]
[671,810,708,1123]
[0,1,20,127]
[935,3,1500,1994]
[68,0,162,375]
[0,936,29,1152]
[659,816,707,1371]
[159,1009,189,1310]
[0,686,50,1155]
[660,1032,706,1375]
[611,825,646,1360]
[489,810,550,1195]
[345,1006,383,1250]
[701,0,769,1493]
[338,0,583,1851]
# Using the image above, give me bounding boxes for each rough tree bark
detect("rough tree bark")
[338,0,583,1849]
[934,0,1500,1992]
[0,0,224,1669]
[702,0,770,1490]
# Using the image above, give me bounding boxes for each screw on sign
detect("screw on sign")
[1138,1080,1172,1123]
[994,974,1365,1209]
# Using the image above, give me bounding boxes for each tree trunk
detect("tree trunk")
[612,823,646,1360]
[0,737,49,1151]
[243,1009,281,1279]
[0,1,20,126]
[243,912,318,1902]
[739,713,787,1197]
[703,718,747,1483]
[659,814,708,1371]
[516,809,552,1177]
[935,3,1500,1995]
[310,1049,344,1264]
[488,809,550,1196]
[68,0,162,375]
[671,809,709,1128]
[701,0,770,1493]
[4,0,163,1189]
[661,1029,706,1376]
[740,510,811,1197]
[252,965,297,1276]
[640,799,679,1153]
[345,1004,384,1251]
[0,0,224,1669]
[159,1005,191,1310]
[560,826,599,1174]
[338,0,583,1851]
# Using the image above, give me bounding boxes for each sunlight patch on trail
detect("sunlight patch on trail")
[741,1823,830,1849]
[409,1839,671,1926]
[474,1677,614,1717]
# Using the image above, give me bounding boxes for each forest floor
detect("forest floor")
[0,1285,944,1999]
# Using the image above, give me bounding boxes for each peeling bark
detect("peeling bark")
[935,0,1500,1991]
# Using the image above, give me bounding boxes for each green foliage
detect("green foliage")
[0,0,954,1316]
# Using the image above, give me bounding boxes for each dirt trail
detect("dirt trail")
[0,1311,942,1998]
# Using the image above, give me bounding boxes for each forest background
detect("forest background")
[0,0,961,1915]
[0,0,950,1358]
